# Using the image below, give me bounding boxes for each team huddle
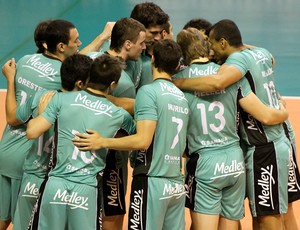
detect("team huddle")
[0,2,300,230]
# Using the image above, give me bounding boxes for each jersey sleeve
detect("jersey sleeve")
[225,52,248,76]
[120,109,136,135]
[16,96,34,123]
[134,85,157,121]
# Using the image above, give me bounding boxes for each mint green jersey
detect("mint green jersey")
[125,58,143,89]
[42,90,135,186]
[87,51,136,98]
[16,89,56,178]
[0,53,61,179]
[133,79,189,178]
[137,52,152,89]
[173,62,252,154]
[225,47,285,145]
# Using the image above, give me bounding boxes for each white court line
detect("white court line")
[0,89,300,99]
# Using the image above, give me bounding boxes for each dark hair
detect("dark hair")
[34,19,52,53]
[88,54,125,91]
[152,39,182,75]
[110,17,145,52]
[183,18,212,35]
[162,21,171,34]
[60,54,92,91]
[130,2,169,28]
[45,19,76,53]
[210,19,243,47]
[177,28,210,65]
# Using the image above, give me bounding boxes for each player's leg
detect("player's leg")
[163,178,185,230]
[283,143,300,230]
[0,175,21,230]
[246,138,290,230]
[101,150,127,230]
[102,215,124,230]
[219,148,245,230]
[219,216,239,230]
[190,211,219,230]
[283,203,298,230]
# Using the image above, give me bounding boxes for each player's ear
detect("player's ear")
[109,81,117,93]
[75,80,84,90]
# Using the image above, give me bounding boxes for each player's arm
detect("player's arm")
[239,92,288,125]
[26,92,55,139]
[73,120,156,151]
[173,64,242,92]
[79,22,115,54]
[2,58,22,126]
[106,95,135,115]
[26,115,52,139]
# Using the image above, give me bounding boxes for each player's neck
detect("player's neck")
[190,57,210,64]
[44,50,64,61]
[107,49,127,61]
[152,68,171,81]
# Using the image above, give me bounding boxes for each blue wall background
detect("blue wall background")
[0,0,299,96]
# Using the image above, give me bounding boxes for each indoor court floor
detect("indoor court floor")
[0,94,300,230]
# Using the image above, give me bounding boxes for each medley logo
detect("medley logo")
[50,189,89,210]
[249,50,269,65]
[246,114,258,131]
[159,82,187,101]
[23,55,58,81]
[188,65,218,78]
[257,165,275,208]
[106,169,122,208]
[71,93,113,116]
[129,189,144,230]
[22,182,39,198]
[212,160,244,179]
[136,150,147,165]
[185,175,194,200]
[160,183,186,200]
[288,151,300,193]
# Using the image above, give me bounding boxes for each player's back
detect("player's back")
[44,89,135,186]
[133,79,189,178]
[226,47,285,145]
[173,62,249,154]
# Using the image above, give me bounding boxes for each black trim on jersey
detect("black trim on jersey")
[42,53,62,62]
[283,122,300,202]
[253,142,280,216]
[101,149,126,216]
[84,89,107,98]
[185,153,199,210]
[128,175,148,230]
[240,71,268,145]
[287,142,300,203]
[28,176,49,230]
[133,140,154,176]
[96,170,104,230]
[49,120,59,171]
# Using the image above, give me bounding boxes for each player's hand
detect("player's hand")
[38,91,55,114]
[72,129,104,151]
[2,58,16,83]
[279,97,286,108]
[101,22,115,40]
